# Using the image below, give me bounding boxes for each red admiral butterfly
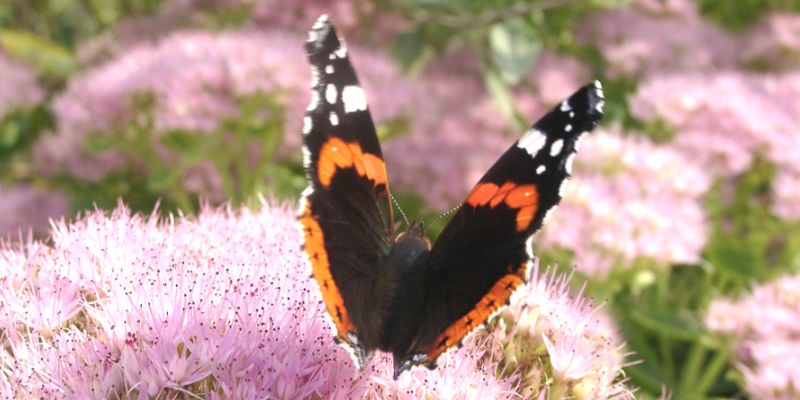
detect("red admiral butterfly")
[298,15,604,379]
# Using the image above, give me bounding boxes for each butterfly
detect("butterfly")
[298,15,604,379]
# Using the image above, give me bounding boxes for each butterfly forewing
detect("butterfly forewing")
[298,15,394,367]
[404,82,605,370]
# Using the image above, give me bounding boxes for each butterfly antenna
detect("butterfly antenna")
[428,203,462,228]
[389,192,410,228]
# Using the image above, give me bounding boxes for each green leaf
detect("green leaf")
[483,68,526,132]
[392,31,431,74]
[84,133,118,153]
[260,162,306,199]
[147,165,180,192]
[629,308,703,341]
[488,18,541,85]
[161,130,201,153]
[706,234,760,280]
[0,29,76,79]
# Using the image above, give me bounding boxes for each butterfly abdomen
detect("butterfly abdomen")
[377,227,432,353]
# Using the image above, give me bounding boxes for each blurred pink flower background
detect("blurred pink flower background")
[2,0,800,397]
[706,274,800,399]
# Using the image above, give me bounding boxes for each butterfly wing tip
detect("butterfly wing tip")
[306,14,335,50]
[581,80,605,118]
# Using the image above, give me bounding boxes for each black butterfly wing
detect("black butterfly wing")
[298,15,394,368]
[396,82,604,373]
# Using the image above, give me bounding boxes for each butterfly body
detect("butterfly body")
[298,15,604,379]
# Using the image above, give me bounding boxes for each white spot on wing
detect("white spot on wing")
[559,178,569,197]
[550,139,564,156]
[569,111,575,118]
[342,85,368,113]
[312,14,329,30]
[334,46,347,59]
[596,100,605,113]
[565,124,572,132]
[536,165,546,175]
[325,65,334,74]
[310,66,320,87]
[329,112,339,126]
[302,146,312,168]
[308,15,329,43]
[525,236,535,259]
[542,206,558,225]
[565,153,576,174]
[302,116,312,135]
[594,80,604,98]
[326,84,337,104]
[560,100,571,112]
[517,129,548,157]
[307,91,320,111]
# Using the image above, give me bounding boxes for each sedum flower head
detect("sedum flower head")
[631,71,800,220]
[540,128,710,275]
[706,273,800,399]
[489,266,634,399]
[0,200,635,398]
[578,1,737,79]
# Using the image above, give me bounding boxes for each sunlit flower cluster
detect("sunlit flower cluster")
[631,71,800,219]
[491,268,633,399]
[706,273,800,399]
[0,201,632,398]
[540,128,710,275]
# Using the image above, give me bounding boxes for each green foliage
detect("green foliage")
[698,0,800,31]
[0,0,162,50]
[0,106,52,159]
[0,29,76,79]
[74,91,302,214]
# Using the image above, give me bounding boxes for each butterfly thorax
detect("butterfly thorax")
[374,221,431,354]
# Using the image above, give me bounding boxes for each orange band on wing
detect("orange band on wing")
[465,181,539,232]
[466,183,499,207]
[300,201,356,336]
[425,272,525,361]
[489,182,516,208]
[317,137,387,188]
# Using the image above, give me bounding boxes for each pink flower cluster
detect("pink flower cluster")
[491,268,633,398]
[0,201,633,398]
[741,13,800,71]
[706,273,800,399]
[0,52,43,118]
[36,29,415,190]
[588,1,800,220]
[631,72,800,219]
[578,0,737,78]
[540,128,710,276]
[0,185,69,239]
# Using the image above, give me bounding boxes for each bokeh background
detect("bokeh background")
[1,0,800,398]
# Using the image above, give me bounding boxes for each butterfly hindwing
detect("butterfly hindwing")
[399,82,605,370]
[298,15,394,368]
